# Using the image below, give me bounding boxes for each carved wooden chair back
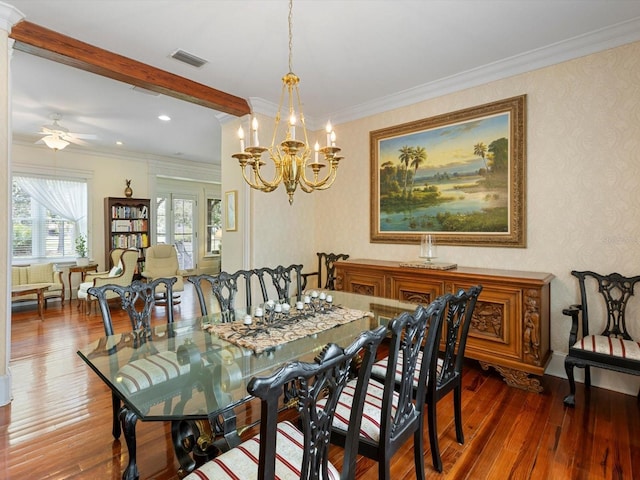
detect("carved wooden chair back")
[87,277,177,439]
[573,270,640,339]
[183,326,387,480]
[301,252,350,290]
[255,264,303,304]
[318,252,349,289]
[425,284,482,471]
[189,269,258,317]
[563,270,640,407]
[90,277,176,338]
[328,298,448,480]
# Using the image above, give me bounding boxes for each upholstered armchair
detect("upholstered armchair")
[141,244,185,301]
[77,249,139,314]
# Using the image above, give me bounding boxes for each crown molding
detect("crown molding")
[0,2,24,33]
[12,136,221,176]
[248,16,640,128]
[328,17,640,125]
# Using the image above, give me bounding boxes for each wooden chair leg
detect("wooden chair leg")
[428,402,443,472]
[414,427,426,480]
[564,357,576,407]
[454,384,464,444]
[584,365,591,388]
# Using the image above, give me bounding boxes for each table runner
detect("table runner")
[204,305,373,354]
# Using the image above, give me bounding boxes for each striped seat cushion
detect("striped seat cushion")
[371,351,443,389]
[321,377,401,444]
[572,335,640,361]
[116,351,189,394]
[183,420,339,480]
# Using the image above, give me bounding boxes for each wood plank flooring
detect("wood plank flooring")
[2,284,639,479]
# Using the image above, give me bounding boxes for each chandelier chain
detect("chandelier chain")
[288,0,293,73]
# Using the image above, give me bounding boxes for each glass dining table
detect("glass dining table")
[77,290,418,480]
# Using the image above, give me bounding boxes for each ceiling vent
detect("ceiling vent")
[170,49,208,68]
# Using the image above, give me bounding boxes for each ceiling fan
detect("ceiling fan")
[36,113,97,151]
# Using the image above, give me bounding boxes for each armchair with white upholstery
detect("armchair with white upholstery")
[141,244,185,301]
[77,249,139,314]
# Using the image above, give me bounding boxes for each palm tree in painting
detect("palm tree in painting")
[398,145,413,197]
[409,146,427,196]
[474,142,488,174]
[380,161,396,194]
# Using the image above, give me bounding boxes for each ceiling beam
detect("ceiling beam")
[9,20,251,117]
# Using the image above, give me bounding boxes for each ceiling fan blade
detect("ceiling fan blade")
[38,116,97,146]
[41,123,69,134]
[67,132,97,140]
[65,137,91,146]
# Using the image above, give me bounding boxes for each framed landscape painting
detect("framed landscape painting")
[370,95,526,247]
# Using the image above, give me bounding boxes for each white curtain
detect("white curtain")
[14,175,88,237]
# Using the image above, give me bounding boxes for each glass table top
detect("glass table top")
[77,290,417,422]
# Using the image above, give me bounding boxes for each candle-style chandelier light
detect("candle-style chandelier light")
[232,0,343,205]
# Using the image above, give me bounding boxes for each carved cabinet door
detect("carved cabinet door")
[448,281,523,364]
[338,269,385,297]
[388,275,444,306]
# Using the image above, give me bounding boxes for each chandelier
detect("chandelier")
[232,0,343,205]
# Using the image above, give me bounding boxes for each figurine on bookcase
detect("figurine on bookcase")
[124,179,133,198]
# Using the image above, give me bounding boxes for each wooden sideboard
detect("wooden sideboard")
[334,259,554,392]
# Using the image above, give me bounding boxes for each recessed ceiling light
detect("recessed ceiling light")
[116,141,123,145]
[158,114,171,121]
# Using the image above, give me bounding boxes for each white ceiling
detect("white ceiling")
[7,0,640,164]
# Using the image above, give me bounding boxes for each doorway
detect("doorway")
[156,194,197,272]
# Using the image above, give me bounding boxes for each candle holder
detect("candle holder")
[420,234,437,263]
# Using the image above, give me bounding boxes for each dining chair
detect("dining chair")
[254,264,303,304]
[188,269,255,318]
[371,284,482,472]
[188,271,239,321]
[88,277,177,439]
[326,297,449,480]
[563,271,640,407]
[183,325,387,480]
[301,252,350,290]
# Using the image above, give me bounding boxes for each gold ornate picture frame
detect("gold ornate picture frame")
[370,95,526,247]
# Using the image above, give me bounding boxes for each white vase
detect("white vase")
[76,257,90,266]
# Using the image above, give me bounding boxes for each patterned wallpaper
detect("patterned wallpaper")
[313,41,640,357]
[225,41,640,391]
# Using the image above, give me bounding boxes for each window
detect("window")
[156,196,167,244]
[12,175,88,262]
[206,198,222,254]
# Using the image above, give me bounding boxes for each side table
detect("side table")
[68,263,99,304]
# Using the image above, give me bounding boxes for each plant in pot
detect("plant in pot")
[75,234,89,266]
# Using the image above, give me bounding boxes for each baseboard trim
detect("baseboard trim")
[0,369,12,406]
[545,351,640,397]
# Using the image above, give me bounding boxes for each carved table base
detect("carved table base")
[120,406,140,480]
[479,361,544,393]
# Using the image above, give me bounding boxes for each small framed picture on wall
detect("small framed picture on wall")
[225,190,237,232]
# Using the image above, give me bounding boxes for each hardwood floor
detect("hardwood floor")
[2,285,639,479]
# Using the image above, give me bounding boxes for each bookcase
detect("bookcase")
[104,197,151,274]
